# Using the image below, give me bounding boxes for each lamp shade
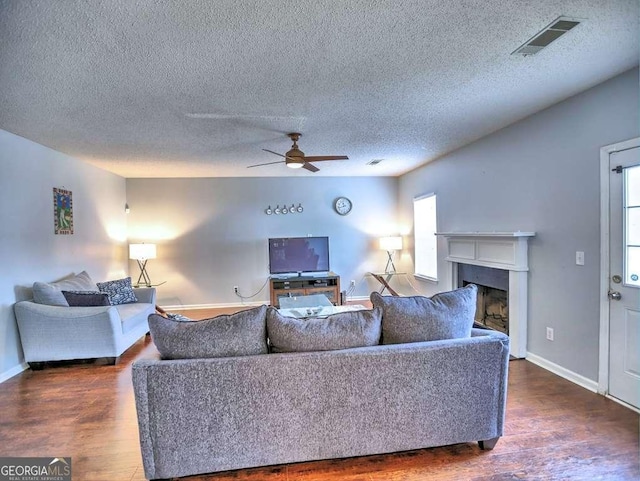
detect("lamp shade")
[379,236,403,251]
[129,243,157,260]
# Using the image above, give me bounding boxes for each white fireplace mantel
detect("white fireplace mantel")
[435,231,535,272]
[436,231,536,358]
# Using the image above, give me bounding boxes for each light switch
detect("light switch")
[576,251,585,266]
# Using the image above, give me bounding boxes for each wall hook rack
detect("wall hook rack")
[265,203,303,215]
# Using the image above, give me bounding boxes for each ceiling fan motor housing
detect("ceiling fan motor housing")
[285,134,305,167]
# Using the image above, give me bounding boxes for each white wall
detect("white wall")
[125,176,399,307]
[0,130,128,381]
[398,68,639,381]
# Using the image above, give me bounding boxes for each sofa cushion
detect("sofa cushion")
[97,277,138,305]
[33,270,99,306]
[266,307,382,353]
[62,290,110,307]
[148,305,268,359]
[371,284,477,344]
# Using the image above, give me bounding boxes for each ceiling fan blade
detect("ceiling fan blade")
[262,149,286,158]
[247,160,286,169]
[304,155,349,162]
[302,163,320,173]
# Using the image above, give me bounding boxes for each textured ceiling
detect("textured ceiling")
[0,1,637,178]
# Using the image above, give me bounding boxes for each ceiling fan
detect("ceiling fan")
[248,133,348,172]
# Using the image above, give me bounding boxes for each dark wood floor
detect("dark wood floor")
[0,332,638,480]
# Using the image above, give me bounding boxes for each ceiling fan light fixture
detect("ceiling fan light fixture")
[286,161,304,169]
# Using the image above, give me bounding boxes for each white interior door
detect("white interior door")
[608,144,640,409]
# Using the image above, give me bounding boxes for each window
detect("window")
[413,193,437,280]
[625,165,640,287]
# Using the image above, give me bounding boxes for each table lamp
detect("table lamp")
[129,243,157,287]
[379,236,403,274]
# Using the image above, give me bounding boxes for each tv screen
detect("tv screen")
[268,237,330,275]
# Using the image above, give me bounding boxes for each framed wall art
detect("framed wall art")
[53,187,74,235]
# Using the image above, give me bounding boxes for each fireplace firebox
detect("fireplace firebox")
[436,231,535,358]
[458,264,509,334]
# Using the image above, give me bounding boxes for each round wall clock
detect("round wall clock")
[334,197,352,216]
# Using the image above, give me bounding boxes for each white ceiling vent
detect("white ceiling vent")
[512,17,582,56]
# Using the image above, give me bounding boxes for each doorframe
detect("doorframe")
[598,136,640,397]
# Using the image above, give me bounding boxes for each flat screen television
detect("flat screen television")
[268,237,330,275]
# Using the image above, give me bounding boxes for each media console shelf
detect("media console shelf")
[270,273,341,308]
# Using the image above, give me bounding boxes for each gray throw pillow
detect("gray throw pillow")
[97,277,138,305]
[62,290,110,307]
[32,270,99,306]
[148,305,268,360]
[371,284,477,344]
[266,307,382,353]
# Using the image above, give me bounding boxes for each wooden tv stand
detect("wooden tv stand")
[269,273,341,308]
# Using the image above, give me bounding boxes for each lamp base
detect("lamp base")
[384,250,397,274]
[136,259,152,287]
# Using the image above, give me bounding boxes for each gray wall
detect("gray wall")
[398,68,639,381]
[125,177,398,307]
[0,130,128,381]
[2,68,636,385]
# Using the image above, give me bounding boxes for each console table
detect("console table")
[368,272,403,296]
[269,273,341,308]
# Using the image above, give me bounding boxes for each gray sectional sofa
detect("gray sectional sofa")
[14,271,156,368]
[133,285,510,480]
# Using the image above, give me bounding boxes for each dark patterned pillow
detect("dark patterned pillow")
[62,290,110,307]
[96,277,138,305]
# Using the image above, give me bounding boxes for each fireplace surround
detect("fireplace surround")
[436,232,535,358]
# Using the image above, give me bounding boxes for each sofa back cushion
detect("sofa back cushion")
[32,271,99,306]
[148,305,268,359]
[267,307,382,353]
[371,284,477,344]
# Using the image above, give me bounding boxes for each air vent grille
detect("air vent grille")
[512,16,581,56]
[367,159,384,165]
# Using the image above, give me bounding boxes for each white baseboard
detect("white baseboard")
[0,362,28,383]
[345,295,371,303]
[526,352,598,393]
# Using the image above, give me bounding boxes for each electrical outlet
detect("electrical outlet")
[546,327,554,341]
[350,279,356,287]
[576,251,585,266]
[233,286,239,294]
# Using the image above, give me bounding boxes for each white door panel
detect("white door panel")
[609,145,640,408]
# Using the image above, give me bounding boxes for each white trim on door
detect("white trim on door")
[598,136,640,396]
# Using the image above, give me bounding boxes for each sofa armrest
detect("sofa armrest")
[133,287,156,305]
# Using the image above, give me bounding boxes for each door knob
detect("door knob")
[608,290,622,301]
